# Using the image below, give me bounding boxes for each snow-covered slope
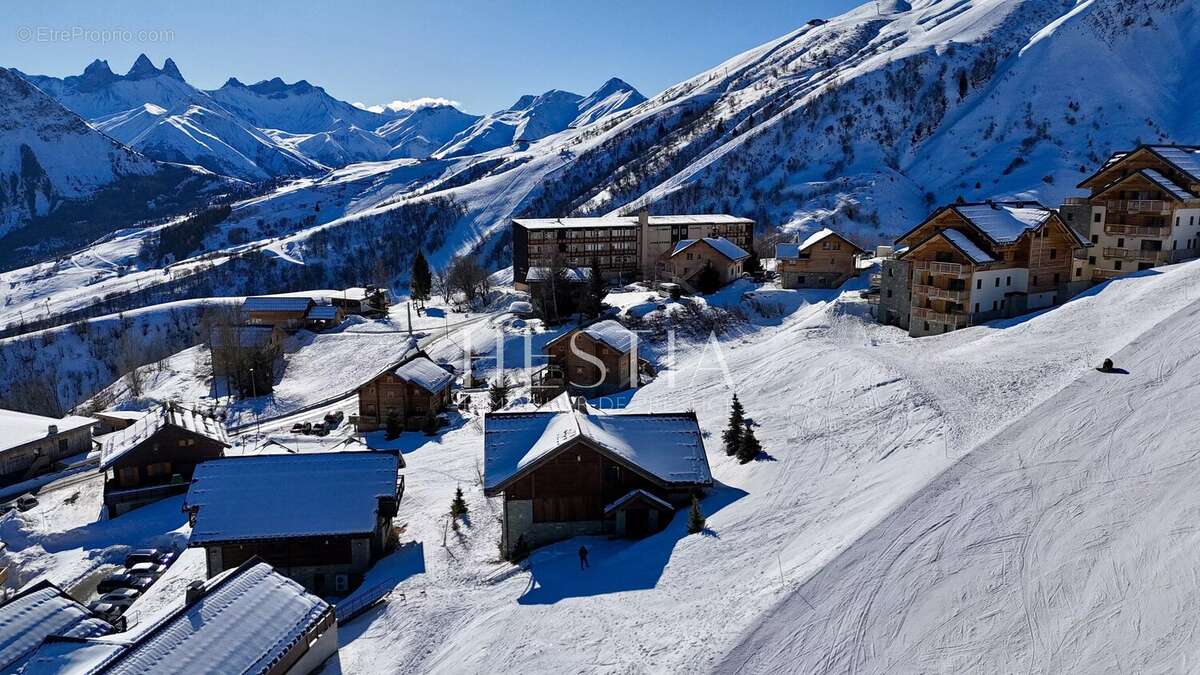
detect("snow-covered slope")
[376,104,481,159]
[206,76,394,134]
[434,79,645,159]
[0,67,224,267]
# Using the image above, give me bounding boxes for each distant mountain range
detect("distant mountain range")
[12,56,647,179]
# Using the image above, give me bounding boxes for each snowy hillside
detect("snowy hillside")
[376,104,482,159]
[0,67,225,268]
[206,76,396,134]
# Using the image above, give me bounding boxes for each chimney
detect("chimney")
[185,580,206,605]
[572,396,589,414]
[47,424,58,436]
[637,208,649,229]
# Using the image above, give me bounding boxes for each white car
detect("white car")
[127,562,168,579]
[96,587,140,608]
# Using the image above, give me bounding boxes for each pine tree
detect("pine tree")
[585,258,605,317]
[737,423,762,464]
[450,485,468,518]
[722,394,744,456]
[385,411,402,440]
[687,495,706,534]
[411,251,432,307]
[489,373,512,411]
[696,261,722,294]
[422,411,439,435]
[743,247,762,274]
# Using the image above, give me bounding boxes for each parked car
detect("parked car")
[311,422,328,437]
[15,495,37,512]
[88,601,127,623]
[127,562,168,579]
[302,422,313,434]
[96,588,140,608]
[323,411,344,427]
[0,502,14,514]
[97,572,154,594]
[290,422,306,434]
[125,548,174,568]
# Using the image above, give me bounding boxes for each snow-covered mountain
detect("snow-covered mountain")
[435,79,645,158]
[376,104,481,159]
[206,76,394,134]
[17,57,326,181]
[0,66,224,267]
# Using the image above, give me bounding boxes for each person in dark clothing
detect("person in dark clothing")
[578,545,590,570]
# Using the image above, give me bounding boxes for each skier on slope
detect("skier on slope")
[578,545,590,570]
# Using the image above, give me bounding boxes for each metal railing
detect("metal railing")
[1062,197,1090,206]
[1102,247,1135,260]
[910,307,966,327]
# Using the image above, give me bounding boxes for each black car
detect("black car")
[15,495,37,512]
[97,572,154,594]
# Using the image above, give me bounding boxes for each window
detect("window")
[924,322,930,331]
[1033,275,1039,286]
[994,278,1000,288]
[886,289,892,298]
[146,462,171,478]
[992,300,998,311]
[1053,272,1060,283]
[1075,268,1082,277]
[976,279,982,290]
[58,438,68,453]
[1115,260,1123,270]
[1117,237,1125,247]
[974,303,980,313]
[1091,234,1099,244]
[1088,256,1096,265]
[118,466,140,486]
[1049,249,1057,260]
[1094,213,1102,223]
[1006,276,1012,286]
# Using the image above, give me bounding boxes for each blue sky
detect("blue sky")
[1,0,861,113]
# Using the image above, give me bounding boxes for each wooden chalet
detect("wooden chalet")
[664,236,750,289]
[99,404,228,518]
[0,409,96,487]
[353,355,454,432]
[484,395,713,557]
[331,286,390,317]
[878,201,1087,337]
[243,296,315,330]
[208,324,284,378]
[775,228,867,289]
[21,560,338,675]
[1065,145,1200,283]
[0,579,116,673]
[183,451,403,595]
[531,320,641,403]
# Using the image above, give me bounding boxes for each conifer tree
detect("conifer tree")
[687,495,706,534]
[489,373,513,411]
[411,251,432,307]
[723,394,744,456]
[385,411,402,440]
[737,422,762,464]
[450,485,468,518]
[585,258,606,317]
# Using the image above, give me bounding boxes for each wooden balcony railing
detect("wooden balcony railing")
[912,284,969,302]
[1102,247,1135,260]
[1104,223,1170,237]
[911,260,968,277]
[910,307,966,328]
[1104,200,1171,214]
[1062,197,1090,206]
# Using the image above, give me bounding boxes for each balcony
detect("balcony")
[1104,200,1171,214]
[1135,249,1168,263]
[911,260,969,277]
[1102,247,1135,260]
[1103,223,1170,237]
[911,306,966,328]
[1092,268,1123,281]
[1062,197,1090,206]
[912,284,969,302]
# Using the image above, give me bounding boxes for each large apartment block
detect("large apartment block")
[878,201,1087,337]
[512,211,753,286]
[1063,145,1200,283]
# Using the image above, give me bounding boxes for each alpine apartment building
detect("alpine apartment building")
[512,210,753,287]
[879,201,1087,337]
[1062,145,1200,283]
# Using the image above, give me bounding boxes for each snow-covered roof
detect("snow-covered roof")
[96,562,331,675]
[483,403,712,492]
[952,202,1054,243]
[604,488,673,514]
[393,356,453,393]
[19,637,126,675]
[525,266,593,282]
[242,296,313,313]
[1149,145,1200,182]
[305,304,341,320]
[548,320,638,354]
[0,409,95,453]
[1140,168,1196,200]
[184,451,400,543]
[670,237,750,261]
[0,582,114,673]
[208,325,276,349]
[98,405,228,470]
[939,229,996,264]
[509,300,534,314]
[776,228,863,259]
[514,214,752,230]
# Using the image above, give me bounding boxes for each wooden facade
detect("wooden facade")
[665,238,748,288]
[533,327,636,403]
[1069,146,1200,283]
[102,416,227,518]
[354,357,452,432]
[0,411,95,486]
[884,202,1084,337]
[776,229,866,289]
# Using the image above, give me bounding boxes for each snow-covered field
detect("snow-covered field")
[7,258,1200,673]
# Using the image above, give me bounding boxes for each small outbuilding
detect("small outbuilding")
[0,409,96,486]
[243,296,316,330]
[354,355,454,432]
[532,320,641,403]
